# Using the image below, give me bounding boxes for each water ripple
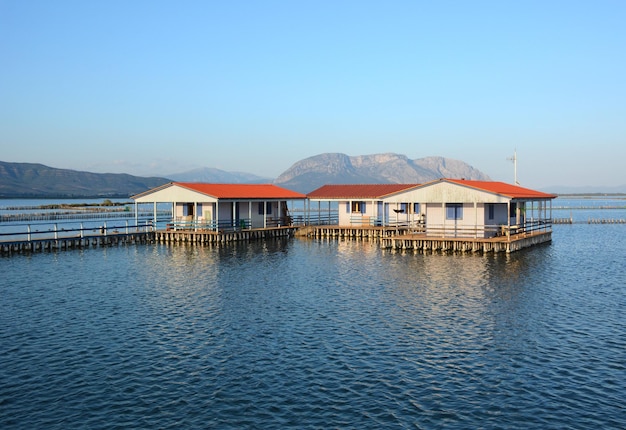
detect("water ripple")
[1,236,625,429]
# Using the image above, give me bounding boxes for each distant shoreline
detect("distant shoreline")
[1,192,626,200]
[555,193,626,198]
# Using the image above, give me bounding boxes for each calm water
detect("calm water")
[1,205,625,429]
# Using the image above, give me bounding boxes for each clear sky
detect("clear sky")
[1,0,625,189]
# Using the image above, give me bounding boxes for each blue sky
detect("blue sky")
[1,1,625,189]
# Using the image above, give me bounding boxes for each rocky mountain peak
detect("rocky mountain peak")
[274,152,490,193]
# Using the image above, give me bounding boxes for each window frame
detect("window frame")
[350,201,365,214]
[446,203,463,220]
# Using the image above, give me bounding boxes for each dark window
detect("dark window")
[510,203,517,217]
[413,203,420,214]
[488,204,495,220]
[351,201,365,214]
[183,203,194,216]
[259,202,273,215]
[446,203,463,220]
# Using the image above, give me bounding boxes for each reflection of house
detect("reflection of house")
[308,179,557,238]
[132,182,306,231]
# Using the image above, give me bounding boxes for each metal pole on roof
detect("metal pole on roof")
[507,149,519,185]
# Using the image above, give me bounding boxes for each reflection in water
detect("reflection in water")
[1,232,624,429]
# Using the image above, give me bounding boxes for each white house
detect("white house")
[306,184,422,227]
[132,182,306,230]
[383,179,557,238]
[307,179,557,238]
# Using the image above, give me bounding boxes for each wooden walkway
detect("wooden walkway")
[298,226,552,253]
[381,231,552,253]
[0,232,153,255]
[295,225,406,239]
[155,226,298,244]
[1,225,552,255]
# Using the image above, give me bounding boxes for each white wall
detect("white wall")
[337,200,378,225]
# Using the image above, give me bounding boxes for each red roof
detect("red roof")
[444,179,557,199]
[307,184,421,199]
[174,183,306,199]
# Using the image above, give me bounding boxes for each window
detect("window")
[183,203,194,216]
[509,202,517,218]
[350,201,365,214]
[488,204,495,220]
[258,202,272,215]
[446,203,463,220]
[413,203,420,214]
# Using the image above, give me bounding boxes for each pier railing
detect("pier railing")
[167,219,251,231]
[166,217,295,232]
[0,210,171,223]
[0,219,155,243]
[424,219,552,238]
[164,213,341,231]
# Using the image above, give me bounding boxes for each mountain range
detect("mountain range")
[0,154,490,198]
[273,153,490,193]
[2,154,621,198]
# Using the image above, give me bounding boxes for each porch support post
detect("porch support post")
[348,200,352,225]
[215,202,219,231]
[474,202,478,238]
[383,201,389,227]
[549,199,553,231]
[442,202,446,237]
[507,201,511,238]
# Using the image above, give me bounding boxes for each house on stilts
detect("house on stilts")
[131,182,306,243]
[305,179,557,252]
[130,179,556,252]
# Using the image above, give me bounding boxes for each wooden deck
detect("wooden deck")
[0,224,551,255]
[381,230,552,253]
[154,226,298,244]
[298,225,552,253]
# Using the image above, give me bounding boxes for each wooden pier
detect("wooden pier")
[155,226,298,244]
[381,231,552,253]
[0,232,153,255]
[295,225,404,239]
[299,226,552,253]
[0,223,552,255]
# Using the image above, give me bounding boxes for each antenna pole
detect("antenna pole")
[507,150,518,185]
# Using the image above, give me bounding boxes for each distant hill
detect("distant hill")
[0,154,491,198]
[167,167,270,183]
[274,153,491,193]
[0,161,170,198]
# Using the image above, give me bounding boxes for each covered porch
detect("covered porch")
[131,182,306,233]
